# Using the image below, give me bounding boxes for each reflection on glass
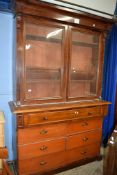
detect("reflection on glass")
[24,23,63,100]
[25,44,31,50]
[46,29,62,38]
[69,30,99,98]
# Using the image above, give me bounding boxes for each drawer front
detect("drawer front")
[76,106,101,117]
[23,110,77,126]
[66,143,100,164]
[67,130,101,150]
[18,151,66,175]
[23,106,101,126]
[18,138,66,160]
[67,118,102,135]
[18,143,100,175]
[18,123,66,144]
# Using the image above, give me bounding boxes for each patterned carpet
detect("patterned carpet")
[56,160,103,175]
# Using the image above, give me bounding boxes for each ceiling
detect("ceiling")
[41,0,117,18]
[0,0,116,18]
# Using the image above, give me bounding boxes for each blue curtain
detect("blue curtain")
[114,1,117,16]
[0,0,12,12]
[102,24,117,143]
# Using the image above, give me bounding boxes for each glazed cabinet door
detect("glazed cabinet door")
[17,16,68,104]
[68,27,104,100]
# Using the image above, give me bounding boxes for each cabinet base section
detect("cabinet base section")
[45,156,102,175]
[18,156,102,175]
[18,144,101,175]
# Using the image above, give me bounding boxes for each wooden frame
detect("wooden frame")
[15,10,110,105]
[0,148,13,175]
[16,15,68,105]
[67,26,105,101]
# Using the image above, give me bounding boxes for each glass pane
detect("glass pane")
[24,23,63,100]
[69,30,99,98]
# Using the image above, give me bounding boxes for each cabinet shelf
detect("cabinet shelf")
[26,79,61,83]
[26,67,94,82]
[71,71,94,81]
[26,67,61,81]
[26,34,98,48]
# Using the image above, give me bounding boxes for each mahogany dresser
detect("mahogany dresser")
[9,0,112,174]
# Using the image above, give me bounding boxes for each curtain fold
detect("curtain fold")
[102,24,117,143]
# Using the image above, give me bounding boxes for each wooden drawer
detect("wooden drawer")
[18,138,66,160]
[18,123,66,144]
[23,110,77,126]
[67,118,102,135]
[18,151,66,175]
[66,143,100,164]
[23,106,101,126]
[67,130,101,150]
[74,106,101,118]
[18,143,100,175]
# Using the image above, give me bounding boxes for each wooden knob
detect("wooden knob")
[82,122,88,126]
[81,151,87,155]
[74,111,79,115]
[43,116,48,120]
[83,137,88,142]
[88,112,93,115]
[40,161,47,165]
[40,145,48,151]
[40,129,48,135]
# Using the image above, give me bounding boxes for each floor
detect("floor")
[8,158,103,175]
[56,160,103,175]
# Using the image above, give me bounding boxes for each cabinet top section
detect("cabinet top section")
[9,100,111,114]
[15,0,114,31]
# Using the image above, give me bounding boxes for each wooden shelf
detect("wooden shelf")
[26,79,61,83]
[71,71,94,81]
[26,67,61,81]
[26,35,62,43]
[26,34,98,48]
[26,67,95,82]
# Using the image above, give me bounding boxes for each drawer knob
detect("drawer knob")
[40,129,48,135]
[88,112,93,115]
[81,151,87,155]
[43,116,48,120]
[83,137,88,142]
[82,122,88,126]
[40,145,48,151]
[74,111,79,115]
[40,161,47,166]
